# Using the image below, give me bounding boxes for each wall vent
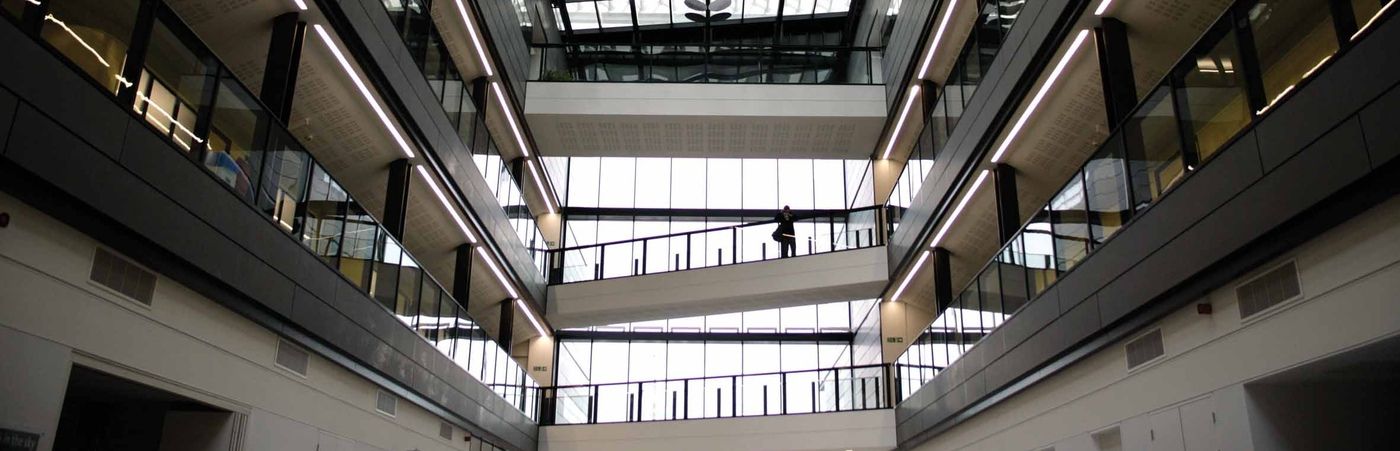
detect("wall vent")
[89,247,156,305]
[1237,261,1301,319]
[274,339,310,377]
[439,421,453,440]
[376,390,397,417]
[1125,329,1165,370]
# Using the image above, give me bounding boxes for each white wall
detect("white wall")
[0,192,482,451]
[540,409,895,451]
[547,246,889,329]
[908,195,1400,451]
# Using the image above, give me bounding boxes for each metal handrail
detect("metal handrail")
[550,205,884,252]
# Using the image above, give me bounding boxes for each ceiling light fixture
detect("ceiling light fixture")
[1353,1,1397,41]
[989,29,1089,163]
[527,162,557,214]
[516,298,550,337]
[455,0,494,77]
[892,250,931,302]
[313,25,416,159]
[491,81,530,158]
[1093,0,1115,16]
[931,169,990,247]
[415,166,479,244]
[291,0,307,10]
[882,85,921,159]
[477,246,520,300]
[917,0,960,79]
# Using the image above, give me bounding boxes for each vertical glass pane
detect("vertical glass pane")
[567,157,600,207]
[337,204,378,290]
[671,158,706,208]
[372,235,402,313]
[41,0,141,94]
[1352,0,1391,31]
[813,160,846,209]
[1124,86,1186,210]
[598,157,636,208]
[998,236,1031,315]
[1023,207,1057,295]
[742,159,778,210]
[978,264,1004,328]
[257,134,309,233]
[395,255,422,325]
[206,74,268,200]
[302,165,346,264]
[707,159,742,209]
[136,17,214,152]
[1083,137,1132,246]
[1050,176,1090,272]
[634,158,671,208]
[416,278,440,333]
[778,159,815,210]
[1249,0,1339,109]
[1176,26,1250,162]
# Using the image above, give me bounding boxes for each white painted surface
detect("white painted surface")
[540,409,895,451]
[547,246,889,328]
[0,192,473,451]
[524,82,887,159]
[908,195,1400,451]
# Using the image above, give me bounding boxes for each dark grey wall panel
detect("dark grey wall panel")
[0,25,126,156]
[1360,84,1400,167]
[0,88,14,151]
[472,0,529,97]
[0,29,538,450]
[882,0,939,107]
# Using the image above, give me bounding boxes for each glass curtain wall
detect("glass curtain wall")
[895,0,1371,402]
[380,0,549,273]
[7,0,539,417]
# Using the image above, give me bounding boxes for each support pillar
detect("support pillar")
[920,80,940,119]
[932,247,953,311]
[468,76,491,153]
[383,159,412,240]
[993,164,1020,244]
[499,298,516,355]
[452,244,473,306]
[260,12,308,121]
[1094,17,1137,129]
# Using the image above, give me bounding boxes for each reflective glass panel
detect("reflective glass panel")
[41,0,141,94]
[1249,0,1338,110]
[206,73,268,200]
[1175,26,1250,162]
[1124,86,1186,209]
[1049,175,1090,272]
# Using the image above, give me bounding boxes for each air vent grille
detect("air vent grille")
[1237,261,1301,319]
[89,247,156,305]
[439,421,453,440]
[376,390,397,417]
[274,339,309,376]
[1125,329,1165,370]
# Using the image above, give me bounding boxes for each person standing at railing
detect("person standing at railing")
[773,206,797,258]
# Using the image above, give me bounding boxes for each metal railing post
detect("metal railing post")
[781,373,788,414]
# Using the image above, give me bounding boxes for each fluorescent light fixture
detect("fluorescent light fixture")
[312,25,416,159]
[491,82,530,158]
[477,247,520,299]
[892,250,931,302]
[1093,0,1115,16]
[917,0,959,79]
[516,298,550,337]
[989,29,1090,163]
[291,0,307,10]
[455,0,494,77]
[527,162,557,214]
[1353,0,1397,41]
[415,166,479,244]
[931,169,990,247]
[882,85,921,160]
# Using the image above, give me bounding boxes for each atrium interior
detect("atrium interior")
[1,0,1399,450]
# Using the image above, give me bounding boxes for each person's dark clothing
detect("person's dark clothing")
[774,212,797,258]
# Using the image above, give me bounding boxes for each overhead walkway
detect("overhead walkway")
[545,207,889,328]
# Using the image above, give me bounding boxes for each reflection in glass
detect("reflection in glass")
[1083,139,1132,245]
[1248,0,1339,110]
[1050,175,1090,272]
[206,73,268,200]
[1124,86,1186,209]
[134,16,214,152]
[302,165,347,264]
[1024,207,1057,296]
[1175,26,1250,162]
[41,0,141,94]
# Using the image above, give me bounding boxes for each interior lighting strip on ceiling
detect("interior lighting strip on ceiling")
[892,250,932,302]
[883,85,922,160]
[415,166,479,244]
[477,246,520,300]
[989,29,1089,163]
[1093,0,1115,16]
[931,169,990,248]
[516,298,550,337]
[291,0,307,10]
[312,24,416,159]
[527,163,557,214]
[491,81,530,158]
[917,0,960,79]
[455,0,495,77]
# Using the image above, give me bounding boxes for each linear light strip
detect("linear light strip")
[1353,0,1397,40]
[527,163,557,214]
[491,81,530,158]
[989,29,1089,163]
[1093,0,1115,16]
[931,169,990,248]
[917,0,960,79]
[516,298,550,337]
[882,85,922,159]
[455,0,494,77]
[312,25,416,159]
[415,166,479,244]
[892,250,931,302]
[292,0,307,11]
[478,247,520,300]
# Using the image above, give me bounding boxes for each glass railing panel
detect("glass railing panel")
[205,72,269,201]
[1049,174,1091,273]
[1124,85,1186,210]
[1175,22,1252,162]
[532,44,882,84]
[1249,0,1341,111]
[40,0,141,94]
[1352,0,1395,31]
[257,130,311,233]
[1084,135,1133,246]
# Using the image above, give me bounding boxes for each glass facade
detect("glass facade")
[8,0,538,417]
[531,44,882,84]
[895,0,1362,403]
